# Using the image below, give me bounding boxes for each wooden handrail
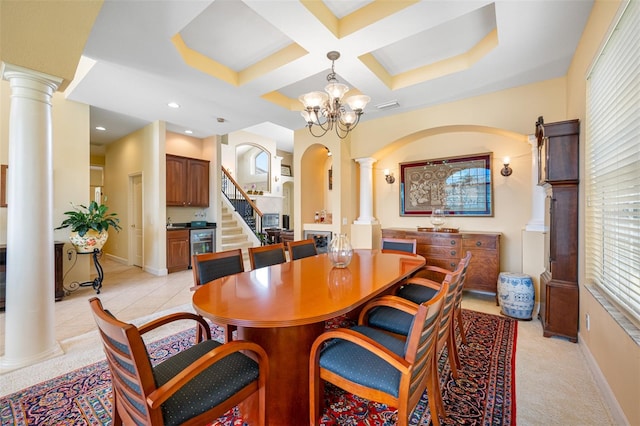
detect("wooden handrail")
[221,166,263,216]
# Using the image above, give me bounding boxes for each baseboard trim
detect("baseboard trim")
[103,253,127,264]
[579,335,630,425]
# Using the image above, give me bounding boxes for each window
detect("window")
[254,151,268,175]
[585,0,640,323]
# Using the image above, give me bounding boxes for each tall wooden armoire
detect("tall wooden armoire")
[536,117,580,342]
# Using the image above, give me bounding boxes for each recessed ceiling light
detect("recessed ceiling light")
[95,126,106,131]
[185,130,193,134]
[167,102,180,108]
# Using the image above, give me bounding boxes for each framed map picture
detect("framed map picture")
[399,153,493,216]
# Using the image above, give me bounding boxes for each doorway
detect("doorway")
[129,173,143,267]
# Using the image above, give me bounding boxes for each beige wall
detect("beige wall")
[566,1,639,424]
[373,131,531,274]
[103,121,167,275]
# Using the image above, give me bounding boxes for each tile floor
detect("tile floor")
[1,258,195,353]
[0,257,617,425]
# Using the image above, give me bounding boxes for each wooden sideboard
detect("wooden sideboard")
[382,228,501,295]
[0,242,65,310]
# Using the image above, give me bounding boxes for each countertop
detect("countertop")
[166,222,216,230]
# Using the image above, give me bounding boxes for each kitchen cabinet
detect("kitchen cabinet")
[536,117,580,342]
[381,229,501,296]
[166,154,210,207]
[167,229,190,273]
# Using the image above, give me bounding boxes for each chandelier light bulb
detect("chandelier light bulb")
[325,82,349,100]
[346,95,371,111]
[342,111,357,125]
[300,91,328,109]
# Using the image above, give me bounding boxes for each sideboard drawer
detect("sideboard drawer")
[419,245,459,259]
[462,234,498,250]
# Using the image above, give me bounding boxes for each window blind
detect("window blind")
[585,0,640,323]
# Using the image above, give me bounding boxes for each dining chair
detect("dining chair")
[286,239,317,260]
[381,237,417,254]
[362,257,465,380]
[191,249,245,287]
[248,243,287,269]
[191,249,244,342]
[398,251,472,348]
[89,297,268,426]
[358,267,462,422]
[309,282,449,426]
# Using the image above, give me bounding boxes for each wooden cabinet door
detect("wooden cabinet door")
[166,155,188,206]
[167,230,190,273]
[462,233,500,293]
[187,159,210,207]
[548,184,578,283]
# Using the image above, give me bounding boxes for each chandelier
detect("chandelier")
[299,51,370,139]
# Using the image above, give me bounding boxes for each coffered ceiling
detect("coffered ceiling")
[65,0,595,153]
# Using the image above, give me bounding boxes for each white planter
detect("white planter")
[70,230,108,253]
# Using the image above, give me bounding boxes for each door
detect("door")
[129,174,143,267]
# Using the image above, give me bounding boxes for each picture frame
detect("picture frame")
[399,153,493,216]
[281,164,292,177]
[328,168,333,190]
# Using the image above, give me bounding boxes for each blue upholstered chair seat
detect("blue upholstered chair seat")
[319,325,406,398]
[366,306,413,336]
[397,283,439,305]
[153,340,260,426]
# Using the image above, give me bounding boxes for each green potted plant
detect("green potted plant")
[56,200,122,253]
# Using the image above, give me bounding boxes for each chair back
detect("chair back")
[192,249,244,287]
[403,281,449,410]
[287,239,317,260]
[381,237,417,254]
[435,264,464,351]
[455,251,472,303]
[89,297,161,424]
[249,243,287,269]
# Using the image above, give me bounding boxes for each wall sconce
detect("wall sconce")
[384,169,395,184]
[274,175,279,182]
[501,157,513,177]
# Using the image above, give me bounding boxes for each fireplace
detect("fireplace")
[303,230,332,254]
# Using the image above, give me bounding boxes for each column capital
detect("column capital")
[1,62,63,91]
[354,157,377,167]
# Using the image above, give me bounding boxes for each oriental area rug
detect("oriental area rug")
[0,309,516,426]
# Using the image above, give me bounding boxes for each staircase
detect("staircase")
[219,204,255,263]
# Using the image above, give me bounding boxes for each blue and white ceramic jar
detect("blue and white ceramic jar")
[498,272,535,320]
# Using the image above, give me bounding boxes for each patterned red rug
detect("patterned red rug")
[0,309,516,425]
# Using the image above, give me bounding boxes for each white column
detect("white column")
[526,134,546,231]
[354,157,378,224]
[1,63,63,371]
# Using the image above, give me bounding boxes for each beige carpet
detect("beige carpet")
[464,293,616,425]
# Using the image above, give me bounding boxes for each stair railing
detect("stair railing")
[221,167,266,243]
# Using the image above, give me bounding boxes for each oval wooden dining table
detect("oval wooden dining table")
[192,249,426,425]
